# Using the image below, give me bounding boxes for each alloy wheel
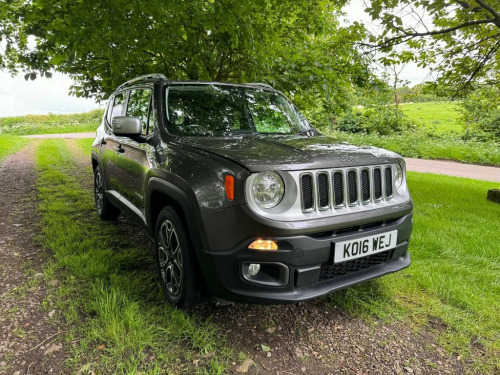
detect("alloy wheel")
[157,219,183,296]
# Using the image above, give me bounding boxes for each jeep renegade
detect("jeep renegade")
[91,74,413,307]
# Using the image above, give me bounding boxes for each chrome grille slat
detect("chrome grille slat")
[299,164,396,213]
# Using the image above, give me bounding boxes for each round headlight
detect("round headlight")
[251,171,284,209]
[395,162,404,191]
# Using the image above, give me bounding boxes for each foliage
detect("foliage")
[0,134,29,161]
[365,0,500,97]
[336,105,416,135]
[322,128,500,166]
[460,87,500,141]
[329,172,500,371]
[0,0,370,119]
[0,109,103,135]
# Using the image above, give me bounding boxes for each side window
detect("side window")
[111,92,126,121]
[127,89,152,135]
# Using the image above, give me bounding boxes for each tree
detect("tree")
[0,0,369,121]
[364,0,500,97]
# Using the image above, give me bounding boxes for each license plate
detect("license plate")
[333,230,398,264]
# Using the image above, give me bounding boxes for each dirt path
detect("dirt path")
[0,142,66,375]
[22,132,95,139]
[405,158,500,183]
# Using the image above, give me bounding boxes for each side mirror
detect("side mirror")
[112,116,142,136]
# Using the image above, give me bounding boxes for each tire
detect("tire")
[155,206,201,308]
[94,167,121,220]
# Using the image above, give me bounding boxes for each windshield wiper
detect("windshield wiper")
[298,129,316,137]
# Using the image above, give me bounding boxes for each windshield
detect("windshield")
[165,84,312,136]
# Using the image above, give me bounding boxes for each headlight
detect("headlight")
[251,171,284,208]
[395,161,404,192]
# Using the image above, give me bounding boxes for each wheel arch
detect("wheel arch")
[146,178,205,253]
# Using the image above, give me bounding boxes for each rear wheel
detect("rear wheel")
[94,167,121,220]
[155,207,201,308]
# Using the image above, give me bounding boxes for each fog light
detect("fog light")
[248,239,278,251]
[248,263,261,276]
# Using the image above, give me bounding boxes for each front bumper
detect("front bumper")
[198,212,413,304]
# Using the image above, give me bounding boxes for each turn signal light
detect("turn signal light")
[248,239,278,251]
[225,175,234,201]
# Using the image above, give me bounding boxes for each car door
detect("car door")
[99,92,127,195]
[112,88,155,221]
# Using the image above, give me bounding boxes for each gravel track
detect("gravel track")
[0,142,66,375]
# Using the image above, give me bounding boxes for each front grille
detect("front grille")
[301,174,314,211]
[319,251,391,281]
[361,169,370,202]
[347,170,358,204]
[299,165,395,213]
[333,171,344,206]
[317,173,329,209]
[385,167,393,197]
[374,168,382,200]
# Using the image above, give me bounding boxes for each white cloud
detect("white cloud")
[0,71,100,117]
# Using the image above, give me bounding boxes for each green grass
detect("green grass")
[75,138,94,153]
[322,129,500,166]
[0,109,103,135]
[0,134,29,162]
[35,139,230,374]
[400,101,462,133]
[328,172,500,372]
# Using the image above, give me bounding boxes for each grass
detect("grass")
[400,101,462,133]
[322,129,500,166]
[35,139,230,374]
[328,172,500,372]
[0,134,29,162]
[0,109,103,135]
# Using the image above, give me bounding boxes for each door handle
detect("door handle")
[113,145,125,153]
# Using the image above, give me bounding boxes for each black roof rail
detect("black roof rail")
[246,82,274,89]
[116,73,166,91]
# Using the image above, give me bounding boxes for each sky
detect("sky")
[0,0,428,117]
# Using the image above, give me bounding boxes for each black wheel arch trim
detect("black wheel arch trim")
[146,177,207,253]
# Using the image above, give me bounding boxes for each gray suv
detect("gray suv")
[91,74,413,307]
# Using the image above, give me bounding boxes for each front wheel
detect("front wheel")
[155,207,201,308]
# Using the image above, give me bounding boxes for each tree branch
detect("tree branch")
[374,18,495,49]
[474,0,500,27]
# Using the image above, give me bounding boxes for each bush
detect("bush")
[335,105,415,135]
[336,111,367,133]
[460,90,500,141]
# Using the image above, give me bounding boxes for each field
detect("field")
[0,109,103,135]
[0,138,498,373]
[400,101,463,133]
[0,134,29,161]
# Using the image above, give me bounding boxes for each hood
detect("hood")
[176,134,401,172]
